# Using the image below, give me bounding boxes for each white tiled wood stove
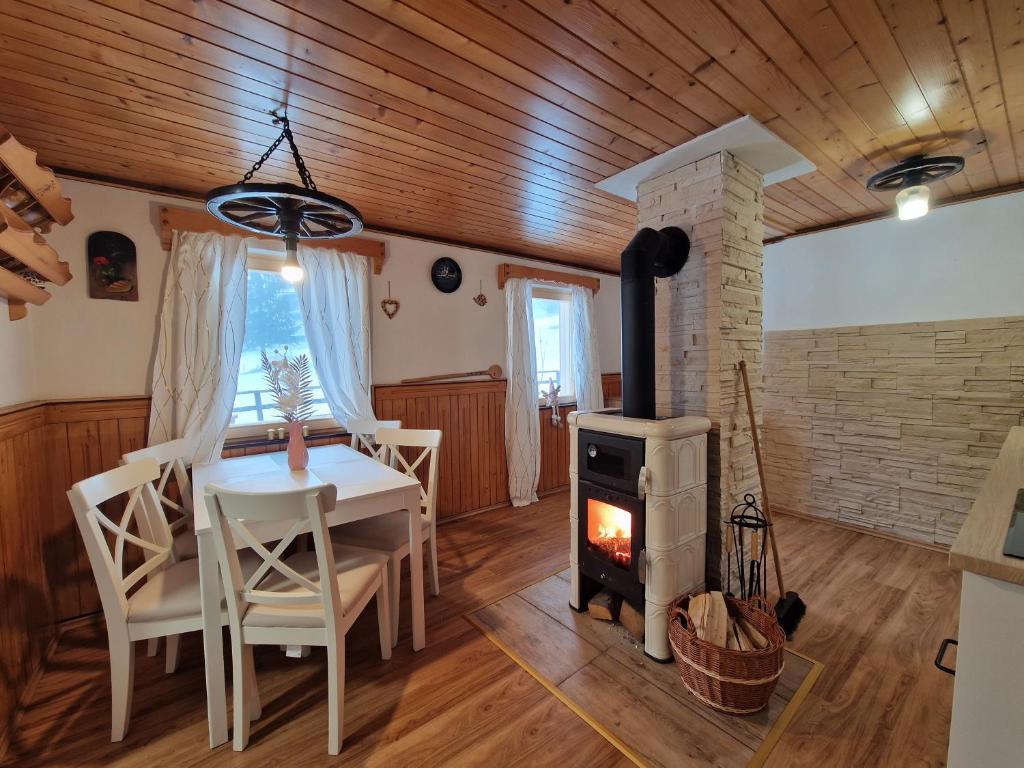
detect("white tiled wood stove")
[568,226,710,661]
[569,411,710,661]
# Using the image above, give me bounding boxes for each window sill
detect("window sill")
[223,427,349,451]
[539,400,577,411]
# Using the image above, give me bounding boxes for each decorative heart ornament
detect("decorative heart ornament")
[380,298,400,319]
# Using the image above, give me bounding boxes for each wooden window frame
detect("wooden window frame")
[226,255,340,438]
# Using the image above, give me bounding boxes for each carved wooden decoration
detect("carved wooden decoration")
[0,128,73,230]
[0,125,74,321]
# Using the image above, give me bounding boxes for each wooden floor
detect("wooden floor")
[469,571,820,767]
[3,492,959,767]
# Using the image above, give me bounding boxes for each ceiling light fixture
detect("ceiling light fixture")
[866,154,965,222]
[205,113,363,283]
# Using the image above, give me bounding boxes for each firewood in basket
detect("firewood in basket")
[587,589,621,621]
[703,592,729,648]
[733,618,754,651]
[689,593,709,637]
[738,617,768,649]
[726,618,740,650]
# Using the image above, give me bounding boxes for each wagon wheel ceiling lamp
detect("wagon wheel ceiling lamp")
[205,114,363,283]
[866,154,965,221]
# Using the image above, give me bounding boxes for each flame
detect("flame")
[587,499,632,568]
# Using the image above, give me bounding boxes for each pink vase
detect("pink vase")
[287,421,309,471]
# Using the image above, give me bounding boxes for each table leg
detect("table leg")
[407,495,425,651]
[198,531,229,747]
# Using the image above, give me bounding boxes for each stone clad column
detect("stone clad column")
[636,151,765,588]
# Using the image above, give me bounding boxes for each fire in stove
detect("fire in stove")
[586,499,633,569]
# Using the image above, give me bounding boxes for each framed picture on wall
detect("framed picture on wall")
[87,231,138,302]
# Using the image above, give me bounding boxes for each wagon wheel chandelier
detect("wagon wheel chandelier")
[205,113,363,283]
[865,154,964,222]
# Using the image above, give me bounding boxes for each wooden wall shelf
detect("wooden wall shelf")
[0,126,73,231]
[0,206,72,285]
[0,125,75,320]
[160,206,388,274]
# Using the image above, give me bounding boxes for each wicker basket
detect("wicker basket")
[667,593,786,714]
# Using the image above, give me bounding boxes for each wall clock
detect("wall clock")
[430,257,462,293]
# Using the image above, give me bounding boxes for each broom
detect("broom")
[738,360,806,638]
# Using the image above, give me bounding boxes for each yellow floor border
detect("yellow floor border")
[463,575,824,768]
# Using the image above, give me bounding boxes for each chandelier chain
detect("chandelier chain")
[239,114,318,191]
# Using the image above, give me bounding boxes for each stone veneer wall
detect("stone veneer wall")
[637,151,765,586]
[763,316,1024,546]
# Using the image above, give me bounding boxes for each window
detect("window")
[531,285,575,403]
[229,249,334,435]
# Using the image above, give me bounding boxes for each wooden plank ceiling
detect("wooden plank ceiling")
[0,0,1020,272]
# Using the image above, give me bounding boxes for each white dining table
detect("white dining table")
[192,443,424,748]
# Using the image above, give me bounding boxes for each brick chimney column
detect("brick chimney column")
[636,151,765,588]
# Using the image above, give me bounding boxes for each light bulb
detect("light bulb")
[896,184,929,220]
[281,263,304,283]
[281,238,304,283]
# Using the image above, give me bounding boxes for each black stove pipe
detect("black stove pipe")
[620,226,690,420]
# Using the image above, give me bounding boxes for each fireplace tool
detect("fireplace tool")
[739,359,806,637]
[725,494,770,601]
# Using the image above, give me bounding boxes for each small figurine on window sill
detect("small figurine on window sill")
[544,378,562,427]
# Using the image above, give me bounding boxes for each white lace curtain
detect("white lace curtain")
[569,284,604,412]
[295,246,376,428]
[504,278,604,506]
[504,277,541,507]
[148,231,248,465]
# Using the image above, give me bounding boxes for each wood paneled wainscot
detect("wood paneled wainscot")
[763,316,1024,546]
[0,398,150,741]
[0,372,626,730]
[374,374,622,518]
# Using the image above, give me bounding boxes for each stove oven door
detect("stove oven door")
[577,479,645,606]
[578,430,645,496]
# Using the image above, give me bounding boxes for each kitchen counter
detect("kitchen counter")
[945,426,1024,768]
[949,426,1024,585]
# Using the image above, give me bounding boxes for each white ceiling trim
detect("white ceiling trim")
[596,115,815,201]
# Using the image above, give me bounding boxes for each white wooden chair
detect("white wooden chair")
[123,438,202,661]
[347,419,401,464]
[205,482,392,755]
[67,459,258,741]
[122,438,197,561]
[335,427,441,647]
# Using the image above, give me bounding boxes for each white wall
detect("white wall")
[764,189,1024,330]
[0,307,37,407]
[12,178,620,403]
[370,235,621,383]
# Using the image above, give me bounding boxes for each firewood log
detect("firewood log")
[738,617,768,649]
[726,618,740,650]
[702,591,729,648]
[688,593,708,636]
[588,589,621,621]
[733,618,754,651]
[619,599,645,641]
